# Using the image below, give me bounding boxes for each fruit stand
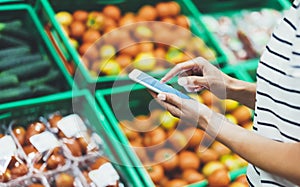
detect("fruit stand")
[0,0,291,186]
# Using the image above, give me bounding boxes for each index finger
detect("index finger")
[161,59,199,83]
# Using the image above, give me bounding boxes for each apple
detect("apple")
[233,154,248,167]
[56,11,73,27]
[68,38,79,49]
[165,47,184,64]
[133,52,156,71]
[134,25,153,41]
[188,94,204,104]
[99,59,121,75]
[202,161,226,177]
[99,44,116,59]
[230,182,248,187]
[220,154,241,171]
[160,111,178,130]
[222,99,239,112]
[225,114,238,125]
[200,47,217,61]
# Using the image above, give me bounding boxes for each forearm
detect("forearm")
[225,76,256,109]
[208,114,300,185]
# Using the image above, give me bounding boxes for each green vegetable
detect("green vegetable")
[0,20,22,31]
[33,84,59,95]
[0,53,43,70]
[0,85,32,103]
[0,46,30,59]
[0,20,32,42]
[0,33,28,47]
[0,60,51,80]
[0,74,18,88]
[21,70,60,87]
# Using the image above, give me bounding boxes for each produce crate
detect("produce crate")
[34,0,227,89]
[185,0,291,65]
[96,70,252,187]
[0,3,76,107]
[222,59,258,83]
[0,90,143,187]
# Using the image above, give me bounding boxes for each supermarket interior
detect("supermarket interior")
[0,0,297,187]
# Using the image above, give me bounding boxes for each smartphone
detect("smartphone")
[128,69,191,99]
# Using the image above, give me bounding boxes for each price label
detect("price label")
[30,131,60,153]
[88,163,120,187]
[0,135,17,173]
[0,135,16,158]
[57,114,87,138]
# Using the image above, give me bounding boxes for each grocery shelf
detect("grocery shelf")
[36,0,227,89]
[185,0,291,65]
[96,72,251,187]
[0,3,76,107]
[0,90,143,187]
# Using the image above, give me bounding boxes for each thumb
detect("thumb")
[178,76,208,89]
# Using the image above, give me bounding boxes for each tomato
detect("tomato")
[167,130,188,150]
[86,11,104,31]
[146,165,164,184]
[143,127,166,147]
[234,174,249,185]
[130,141,150,163]
[207,169,230,187]
[178,151,200,170]
[165,179,188,187]
[183,127,204,149]
[182,169,205,184]
[195,147,219,164]
[73,10,89,23]
[154,148,178,171]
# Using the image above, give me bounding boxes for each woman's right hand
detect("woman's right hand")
[161,57,230,99]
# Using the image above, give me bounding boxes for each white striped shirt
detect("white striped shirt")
[247,0,300,186]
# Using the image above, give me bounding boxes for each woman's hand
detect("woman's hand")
[150,91,213,131]
[161,57,229,99]
[161,57,257,109]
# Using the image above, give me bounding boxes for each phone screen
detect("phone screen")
[137,72,191,99]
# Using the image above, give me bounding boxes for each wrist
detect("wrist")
[226,76,250,99]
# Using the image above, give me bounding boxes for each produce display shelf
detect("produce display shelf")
[0,90,143,187]
[222,59,259,83]
[95,67,251,187]
[185,0,291,65]
[0,3,76,108]
[35,0,227,89]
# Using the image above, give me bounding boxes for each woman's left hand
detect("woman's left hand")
[150,91,213,130]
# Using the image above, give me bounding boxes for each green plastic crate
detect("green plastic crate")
[0,90,143,187]
[188,0,290,14]
[0,3,76,107]
[95,73,249,187]
[222,59,258,83]
[184,0,291,65]
[35,0,227,89]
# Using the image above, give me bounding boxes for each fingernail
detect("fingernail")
[194,87,202,92]
[157,93,166,101]
[178,78,187,86]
